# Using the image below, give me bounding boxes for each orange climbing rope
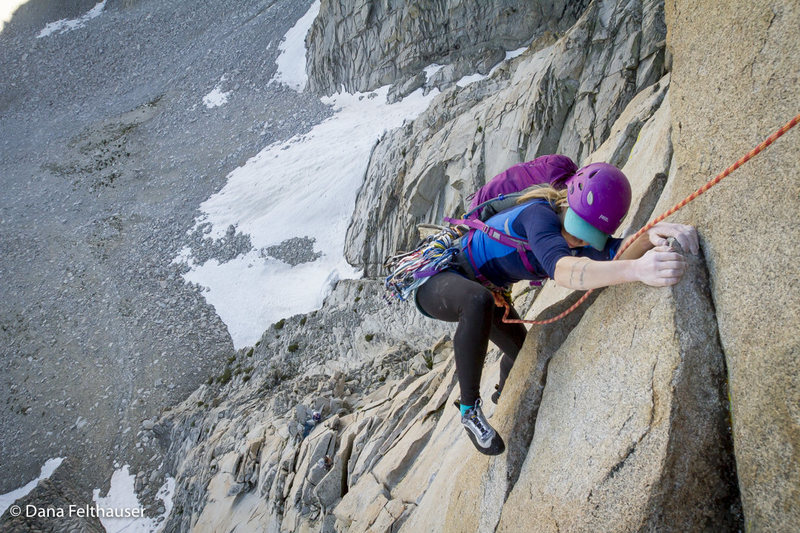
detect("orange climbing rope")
[496,111,800,325]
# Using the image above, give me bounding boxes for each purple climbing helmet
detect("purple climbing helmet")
[564,162,632,250]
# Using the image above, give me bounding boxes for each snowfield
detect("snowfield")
[176,1,439,348]
[178,85,439,348]
[176,4,526,350]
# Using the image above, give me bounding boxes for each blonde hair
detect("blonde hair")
[516,185,568,209]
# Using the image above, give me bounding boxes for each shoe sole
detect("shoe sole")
[454,400,506,455]
[464,427,506,455]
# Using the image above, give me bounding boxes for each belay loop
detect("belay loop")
[383,225,467,301]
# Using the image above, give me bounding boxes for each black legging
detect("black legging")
[415,270,527,406]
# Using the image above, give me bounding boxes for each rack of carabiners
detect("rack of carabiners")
[383,225,467,301]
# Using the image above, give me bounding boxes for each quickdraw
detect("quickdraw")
[383,225,467,301]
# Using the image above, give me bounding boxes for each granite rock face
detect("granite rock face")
[343,0,668,277]
[664,1,800,529]
[103,1,797,532]
[152,279,454,532]
[306,0,591,96]
[494,242,739,532]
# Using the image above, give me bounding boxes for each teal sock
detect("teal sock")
[460,403,473,416]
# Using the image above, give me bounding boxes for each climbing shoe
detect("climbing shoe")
[456,398,505,455]
[490,384,502,405]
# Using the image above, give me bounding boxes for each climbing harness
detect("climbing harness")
[494,112,800,326]
[383,225,467,301]
[383,157,573,303]
[444,209,544,286]
[445,162,631,286]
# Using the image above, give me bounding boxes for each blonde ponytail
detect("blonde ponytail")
[516,185,568,209]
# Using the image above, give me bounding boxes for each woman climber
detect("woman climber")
[414,161,699,455]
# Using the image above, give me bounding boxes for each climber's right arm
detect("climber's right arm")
[553,245,687,290]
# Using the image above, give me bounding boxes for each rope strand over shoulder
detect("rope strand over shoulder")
[497,111,800,326]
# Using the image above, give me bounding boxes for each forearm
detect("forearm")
[553,256,638,290]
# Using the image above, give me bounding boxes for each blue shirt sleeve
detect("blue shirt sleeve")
[606,237,623,259]
[514,203,572,279]
[513,202,624,279]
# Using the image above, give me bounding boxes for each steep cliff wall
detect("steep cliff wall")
[146,1,799,532]
[664,2,800,530]
[343,0,667,277]
[306,0,592,95]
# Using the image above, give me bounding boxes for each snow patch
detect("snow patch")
[0,0,28,33]
[424,64,445,79]
[453,46,529,88]
[177,85,438,348]
[93,465,175,533]
[433,46,530,89]
[0,458,64,516]
[456,73,487,87]
[505,47,528,61]
[37,1,106,38]
[271,0,320,92]
[203,76,230,108]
